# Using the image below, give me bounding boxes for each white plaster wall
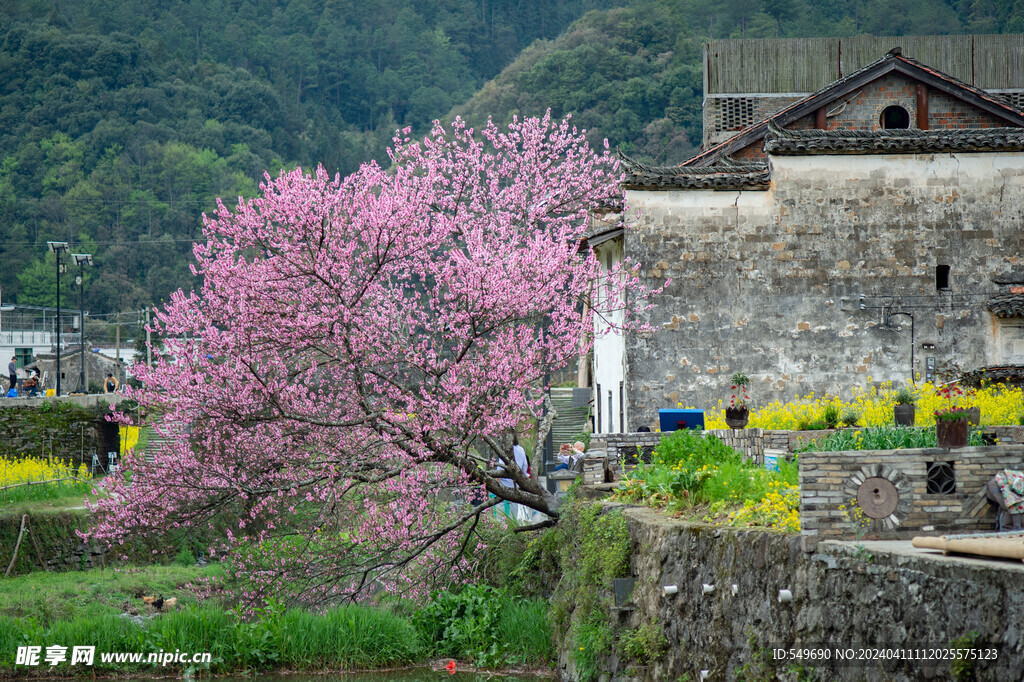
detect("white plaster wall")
[592,239,627,433]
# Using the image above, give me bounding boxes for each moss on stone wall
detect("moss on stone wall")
[0,510,216,575]
[0,402,115,467]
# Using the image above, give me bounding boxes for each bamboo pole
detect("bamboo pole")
[0,477,79,492]
[912,534,1024,561]
[5,515,28,577]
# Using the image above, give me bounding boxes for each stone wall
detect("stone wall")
[570,505,1024,681]
[623,150,1024,426]
[799,444,1024,539]
[0,397,129,469]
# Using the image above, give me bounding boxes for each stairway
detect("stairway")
[549,387,590,448]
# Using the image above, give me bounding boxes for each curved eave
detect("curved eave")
[987,294,1024,318]
[766,128,1024,155]
[623,171,772,191]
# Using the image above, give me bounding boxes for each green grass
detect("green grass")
[0,562,554,674]
[0,603,423,673]
[495,598,553,665]
[0,489,103,517]
[0,563,225,627]
[0,479,94,509]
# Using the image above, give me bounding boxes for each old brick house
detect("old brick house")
[586,35,1024,433]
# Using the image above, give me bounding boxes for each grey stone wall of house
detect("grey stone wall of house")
[800,444,1024,539]
[580,505,1024,682]
[703,94,804,146]
[623,151,1024,427]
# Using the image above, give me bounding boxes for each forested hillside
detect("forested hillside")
[453,0,1024,163]
[0,0,623,314]
[2,0,1022,315]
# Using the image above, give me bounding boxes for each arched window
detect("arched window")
[880,105,911,129]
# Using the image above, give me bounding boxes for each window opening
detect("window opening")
[595,383,601,434]
[926,461,956,494]
[607,390,613,433]
[936,264,950,290]
[619,381,624,433]
[880,105,910,129]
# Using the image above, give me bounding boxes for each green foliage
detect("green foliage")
[0,601,422,672]
[822,404,841,429]
[544,499,632,681]
[411,583,551,668]
[0,0,623,312]
[615,428,797,512]
[572,616,614,682]
[796,426,986,453]
[949,631,980,681]
[730,372,750,387]
[173,546,196,566]
[619,620,668,664]
[839,407,861,427]
[894,387,917,405]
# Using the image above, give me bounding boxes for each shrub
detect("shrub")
[620,620,668,664]
[840,407,861,427]
[412,583,552,667]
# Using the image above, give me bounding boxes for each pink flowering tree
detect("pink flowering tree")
[90,114,652,604]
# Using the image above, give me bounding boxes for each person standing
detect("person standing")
[512,435,530,482]
[7,357,16,392]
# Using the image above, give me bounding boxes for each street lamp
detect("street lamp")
[72,254,93,392]
[47,241,69,396]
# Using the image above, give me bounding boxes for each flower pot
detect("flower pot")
[936,418,969,448]
[893,404,915,426]
[724,406,749,429]
[965,406,981,426]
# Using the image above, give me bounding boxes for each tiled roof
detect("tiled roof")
[618,152,770,190]
[987,293,1024,318]
[765,125,1024,155]
[679,49,1024,168]
[992,270,1024,285]
[962,365,1024,387]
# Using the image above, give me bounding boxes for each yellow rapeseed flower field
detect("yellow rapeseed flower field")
[704,381,1024,430]
[0,455,90,487]
[120,425,140,453]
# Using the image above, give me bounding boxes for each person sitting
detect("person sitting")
[554,441,586,471]
[22,371,39,397]
[104,373,120,394]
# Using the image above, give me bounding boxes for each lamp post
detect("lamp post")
[47,241,69,396]
[72,254,93,392]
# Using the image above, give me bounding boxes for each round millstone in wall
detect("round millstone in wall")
[858,477,898,518]
[843,464,912,531]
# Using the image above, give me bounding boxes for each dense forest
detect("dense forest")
[0,0,624,315]
[1,0,1022,316]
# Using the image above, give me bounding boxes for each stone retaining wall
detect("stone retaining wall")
[569,505,1024,681]
[596,427,1024,480]
[799,445,1024,539]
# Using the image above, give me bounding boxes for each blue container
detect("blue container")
[658,409,704,432]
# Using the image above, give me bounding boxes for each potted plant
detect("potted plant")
[934,383,969,448]
[725,372,750,428]
[893,387,916,426]
[935,407,971,448]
